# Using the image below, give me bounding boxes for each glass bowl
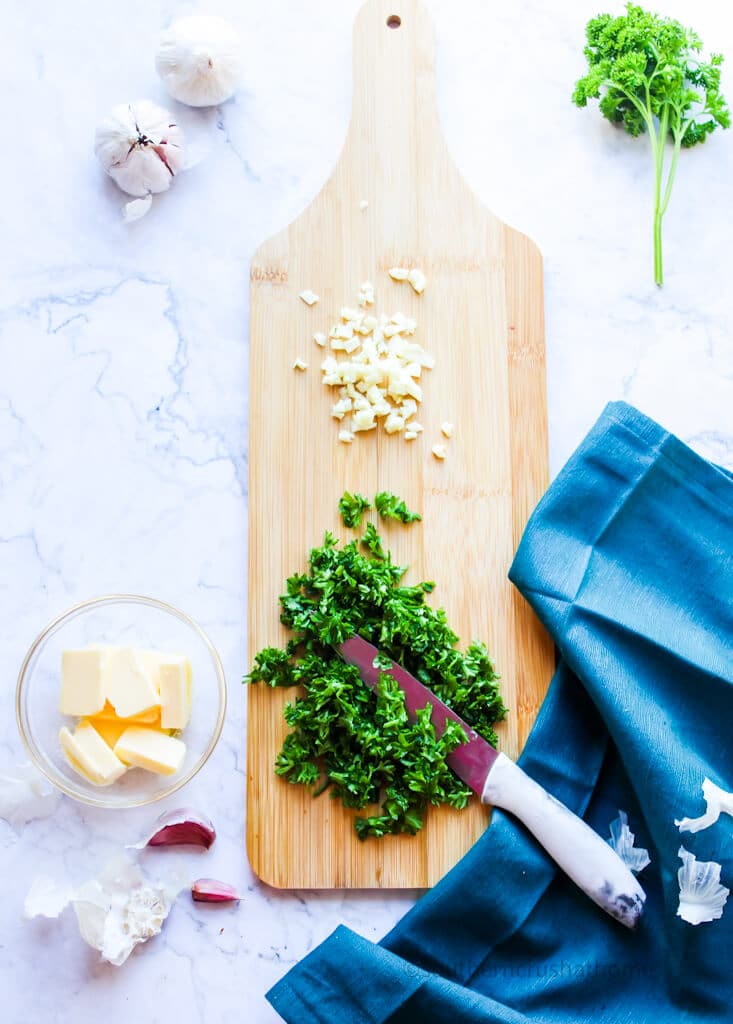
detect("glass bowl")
[16,595,227,808]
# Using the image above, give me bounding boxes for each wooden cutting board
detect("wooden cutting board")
[247,0,554,888]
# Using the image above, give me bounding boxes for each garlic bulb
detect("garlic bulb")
[94,101,184,198]
[155,16,243,107]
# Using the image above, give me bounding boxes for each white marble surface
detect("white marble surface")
[1,0,732,1020]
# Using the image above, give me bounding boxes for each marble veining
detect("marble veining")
[1,1,731,1021]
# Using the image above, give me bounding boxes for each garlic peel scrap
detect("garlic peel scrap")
[123,196,153,222]
[0,763,60,830]
[24,876,74,919]
[676,778,733,834]
[94,101,184,198]
[607,810,651,873]
[25,854,184,966]
[676,846,729,925]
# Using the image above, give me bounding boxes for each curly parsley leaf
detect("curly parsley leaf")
[245,501,506,839]
[374,491,422,524]
[338,491,372,528]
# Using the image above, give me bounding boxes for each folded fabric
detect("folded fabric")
[268,402,733,1024]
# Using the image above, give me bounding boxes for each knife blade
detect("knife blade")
[338,635,646,929]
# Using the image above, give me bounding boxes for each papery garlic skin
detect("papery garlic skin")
[676,778,733,834]
[94,101,184,198]
[156,16,243,107]
[0,763,60,830]
[25,854,185,967]
[24,876,74,919]
[123,196,153,222]
[677,846,729,925]
[607,810,651,874]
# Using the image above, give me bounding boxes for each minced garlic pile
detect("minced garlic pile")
[319,298,434,444]
[295,270,454,456]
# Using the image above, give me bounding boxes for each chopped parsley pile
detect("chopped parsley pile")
[246,493,506,839]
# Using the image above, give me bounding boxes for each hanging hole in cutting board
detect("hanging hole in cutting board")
[387,15,401,29]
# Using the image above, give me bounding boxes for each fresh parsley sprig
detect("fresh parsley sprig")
[573,2,730,285]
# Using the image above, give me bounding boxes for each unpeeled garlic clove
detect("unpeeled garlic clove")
[133,808,216,850]
[191,878,240,903]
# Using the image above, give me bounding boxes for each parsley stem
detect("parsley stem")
[652,105,669,287]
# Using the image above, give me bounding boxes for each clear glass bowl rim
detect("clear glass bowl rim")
[15,593,227,808]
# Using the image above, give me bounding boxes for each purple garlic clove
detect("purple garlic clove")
[139,808,216,849]
[191,878,240,903]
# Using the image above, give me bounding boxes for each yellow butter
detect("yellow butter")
[136,649,163,693]
[92,699,160,725]
[59,721,127,786]
[159,657,192,730]
[114,726,186,776]
[88,711,164,745]
[60,649,106,716]
[103,647,160,719]
[84,715,127,748]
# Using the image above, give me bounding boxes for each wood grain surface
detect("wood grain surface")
[247,0,554,888]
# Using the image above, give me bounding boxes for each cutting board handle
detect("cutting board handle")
[344,0,446,174]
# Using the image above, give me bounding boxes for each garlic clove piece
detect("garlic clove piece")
[407,268,427,294]
[130,808,216,850]
[191,878,240,903]
[94,101,184,198]
[156,16,243,108]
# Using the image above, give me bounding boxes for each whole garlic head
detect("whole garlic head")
[94,101,184,197]
[156,15,243,107]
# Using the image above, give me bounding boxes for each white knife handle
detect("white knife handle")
[482,753,646,929]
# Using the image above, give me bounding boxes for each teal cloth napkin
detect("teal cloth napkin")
[268,402,733,1024]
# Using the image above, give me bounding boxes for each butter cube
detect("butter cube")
[159,657,191,730]
[114,727,186,776]
[60,649,106,716]
[136,650,162,693]
[104,648,160,719]
[59,721,127,786]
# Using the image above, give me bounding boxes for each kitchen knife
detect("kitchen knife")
[338,636,646,929]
